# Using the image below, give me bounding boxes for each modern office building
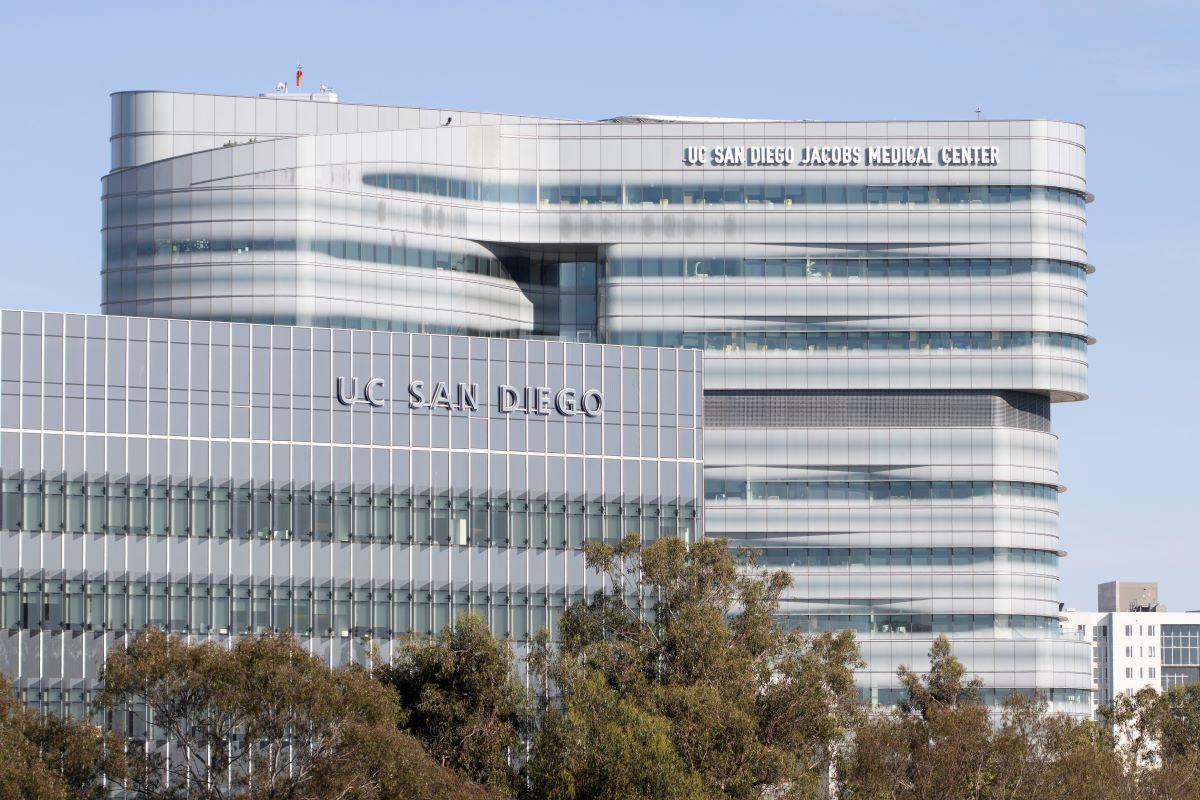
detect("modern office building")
[0,310,704,721]
[1066,583,1200,719]
[6,88,1094,714]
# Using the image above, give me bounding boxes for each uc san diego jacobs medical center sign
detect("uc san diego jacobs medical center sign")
[682,144,1001,167]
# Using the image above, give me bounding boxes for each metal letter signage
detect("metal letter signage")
[339,378,603,417]
[683,143,1000,168]
[496,385,604,417]
[407,380,480,412]
[335,377,385,407]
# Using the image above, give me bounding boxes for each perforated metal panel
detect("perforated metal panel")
[703,390,1050,431]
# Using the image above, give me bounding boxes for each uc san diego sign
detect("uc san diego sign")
[336,377,603,418]
[683,144,1000,168]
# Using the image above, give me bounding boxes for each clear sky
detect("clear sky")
[0,1,1196,611]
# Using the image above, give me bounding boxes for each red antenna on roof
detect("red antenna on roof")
[296,64,303,89]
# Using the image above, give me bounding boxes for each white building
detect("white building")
[97,90,1096,713]
[1065,582,1200,718]
[0,90,1099,719]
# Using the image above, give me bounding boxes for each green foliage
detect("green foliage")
[1132,682,1200,764]
[0,672,124,800]
[11,560,1200,800]
[839,635,1199,800]
[378,612,529,794]
[988,693,1125,800]
[897,634,983,719]
[1103,683,1200,797]
[98,627,502,800]
[526,535,864,800]
[22,707,127,800]
[525,670,704,800]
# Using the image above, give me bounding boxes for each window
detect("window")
[1125,646,1133,657]
[1126,625,1133,636]
[1149,667,1156,679]
[1148,625,1156,636]
[1149,646,1156,658]
[1126,668,1133,679]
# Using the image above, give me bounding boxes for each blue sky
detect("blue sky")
[0,1,1196,610]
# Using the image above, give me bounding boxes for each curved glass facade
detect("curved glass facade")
[603,257,1089,280]
[608,330,1089,354]
[88,91,1093,714]
[358,171,1087,210]
[706,479,1060,503]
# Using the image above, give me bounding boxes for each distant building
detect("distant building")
[1065,582,1200,718]
[1097,581,1163,614]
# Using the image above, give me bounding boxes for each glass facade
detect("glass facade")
[0,310,703,700]
[0,574,635,641]
[609,330,1089,355]
[356,172,1088,210]
[86,92,1094,713]
[603,256,1090,280]
[1162,625,1200,689]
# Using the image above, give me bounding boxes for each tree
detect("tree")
[301,716,502,800]
[524,670,704,800]
[0,675,83,800]
[837,711,912,800]
[99,627,502,800]
[1137,683,1200,764]
[987,692,1126,800]
[896,635,983,719]
[841,636,1140,800]
[0,672,124,800]
[1103,685,1200,799]
[758,628,865,796]
[378,613,529,794]
[525,534,864,800]
[897,636,994,797]
[843,638,996,799]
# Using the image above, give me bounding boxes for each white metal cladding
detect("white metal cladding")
[96,91,1092,714]
[0,309,703,714]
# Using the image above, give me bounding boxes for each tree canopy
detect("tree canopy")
[0,672,123,800]
[378,612,529,794]
[840,635,1200,800]
[525,534,864,800]
[98,627,501,800]
[6,537,1200,800]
